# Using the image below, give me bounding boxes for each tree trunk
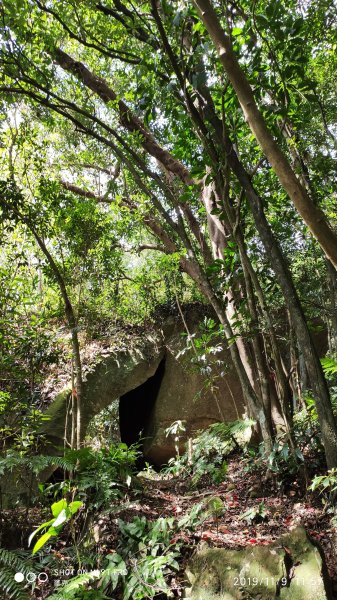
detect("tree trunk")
[31,229,83,450]
[180,252,274,450]
[199,100,337,467]
[326,260,337,354]
[192,0,337,270]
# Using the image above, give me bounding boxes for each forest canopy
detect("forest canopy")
[0,1,337,598]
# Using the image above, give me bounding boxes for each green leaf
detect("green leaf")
[28,518,54,547]
[32,531,54,555]
[51,499,67,517]
[52,508,67,528]
[68,500,82,515]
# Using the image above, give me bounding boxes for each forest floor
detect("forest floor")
[2,452,337,599]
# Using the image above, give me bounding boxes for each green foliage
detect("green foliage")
[178,317,225,369]
[29,498,82,555]
[166,420,254,486]
[0,549,37,600]
[0,0,337,595]
[43,504,205,599]
[66,443,139,510]
[0,452,75,477]
[45,571,102,600]
[266,440,304,475]
[85,400,120,447]
[310,469,337,527]
[100,505,206,599]
[165,419,186,459]
[239,502,267,525]
[205,496,225,535]
[177,502,206,531]
[310,469,337,497]
[244,436,305,483]
[0,452,76,507]
[321,357,337,377]
[0,442,139,510]
[292,395,326,465]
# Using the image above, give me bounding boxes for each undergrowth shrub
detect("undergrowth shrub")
[244,357,337,483]
[67,443,139,509]
[243,434,305,484]
[0,548,40,600]
[44,505,206,600]
[0,442,139,510]
[310,468,337,527]
[310,468,337,498]
[40,443,139,510]
[165,419,254,485]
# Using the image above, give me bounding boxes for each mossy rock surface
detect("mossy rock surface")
[185,527,330,599]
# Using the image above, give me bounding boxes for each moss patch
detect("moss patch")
[186,527,329,599]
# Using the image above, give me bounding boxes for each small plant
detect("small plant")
[46,504,205,599]
[244,435,306,483]
[45,570,103,600]
[40,442,139,510]
[321,357,337,377]
[177,502,205,531]
[97,516,180,599]
[310,469,337,527]
[239,502,267,524]
[267,439,304,475]
[310,469,337,500]
[29,498,82,555]
[205,496,225,535]
[165,420,186,459]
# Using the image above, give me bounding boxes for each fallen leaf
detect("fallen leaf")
[218,526,230,534]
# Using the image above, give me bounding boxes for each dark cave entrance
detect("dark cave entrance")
[119,358,166,460]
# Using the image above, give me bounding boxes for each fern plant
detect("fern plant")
[0,452,76,477]
[321,357,337,377]
[45,571,102,599]
[0,548,37,600]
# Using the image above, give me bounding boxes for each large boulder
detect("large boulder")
[42,328,164,449]
[185,526,331,600]
[143,313,244,464]
[41,306,245,464]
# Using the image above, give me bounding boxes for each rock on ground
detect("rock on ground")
[185,526,331,599]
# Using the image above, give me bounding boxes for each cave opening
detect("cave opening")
[119,358,166,463]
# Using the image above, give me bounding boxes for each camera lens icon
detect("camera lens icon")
[24,572,49,583]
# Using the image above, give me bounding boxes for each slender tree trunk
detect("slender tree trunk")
[202,180,274,441]
[192,0,337,270]
[217,180,294,431]
[31,229,83,449]
[203,182,256,386]
[326,260,337,354]
[194,100,337,465]
[200,116,337,467]
[180,254,274,449]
